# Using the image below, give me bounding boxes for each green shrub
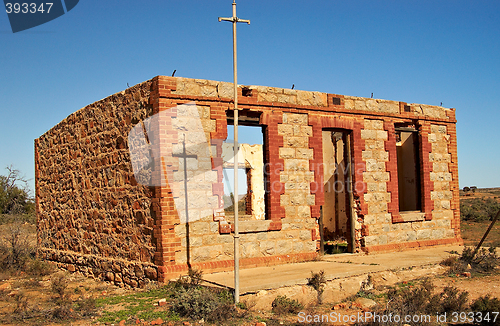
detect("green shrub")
[0,222,34,272]
[307,270,327,305]
[442,246,499,274]
[0,166,35,216]
[362,279,468,326]
[170,286,236,323]
[462,246,498,273]
[74,297,97,317]
[440,255,458,267]
[272,295,303,315]
[51,273,70,303]
[187,268,203,286]
[461,197,500,222]
[471,295,500,326]
[51,302,73,320]
[13,291,28,314]
[26,258,55,277]
[438,286,469,313]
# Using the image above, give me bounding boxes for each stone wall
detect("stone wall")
[36,75,462,285]
[35,80,159,286]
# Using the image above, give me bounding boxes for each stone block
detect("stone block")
[363,214,377,225]
[293,241,304,253]
[344,98,355,110]
[256,232,269,241]
[191,247,210,262]
[304,241,317,252]
[416,229,431,240]
[276,240,294,255]
[241,242,260,258]
[183,236,202,248]
[365,160,386,172]
[299,230,311,241]
[260,241,276,255]
[364,235,378,246]
[279,147,295,159]
[433,162,449,173]
[289,192,307,205]
[219,234,233,244]
[298,126,313,137]
[285,205,297,218]
[284,159,309,171]
[378,234,388,245]
[257,91,278,103]
[377,213,392,224]
[363,172,390,183]
[296,91,327,107]
[296,148,313,160]
[361,130,377,140]
[431,228,445,239]
[284,230,300,239]
[284,136,307,148]
[202,235,218,246]
[278,124,294,136]
[445,229,456,238]
[277,93,296,104]
[283,113,308,125]
[297,205,311,218]
[364,192,390,203]
[367,202,388,214]
[362,151,373,160]
[406,231,417,241]
[189,222,209,235]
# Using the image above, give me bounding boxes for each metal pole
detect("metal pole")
[218,1,250,304]
[232,1,240,305]
[319,206,324,256]
[346,133,355,253]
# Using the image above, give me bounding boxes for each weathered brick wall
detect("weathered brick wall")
[36,75,462,285]
[35,80,159,287]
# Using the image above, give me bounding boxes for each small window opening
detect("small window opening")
[395,124,421,212]
[404,105,411,112]
[332,97,341,106]
[242,87,253,97]
[223,111,266,220]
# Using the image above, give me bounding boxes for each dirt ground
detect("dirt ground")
[2,268,500,325]
[0,188,500,325]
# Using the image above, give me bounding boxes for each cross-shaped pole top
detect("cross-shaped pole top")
[218,1,250,25]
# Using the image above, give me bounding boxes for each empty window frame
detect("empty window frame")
[395,124,422,212]
[223,111,266,220]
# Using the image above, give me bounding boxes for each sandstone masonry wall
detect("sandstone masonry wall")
[35,80,159,286]
[36,76,462,285]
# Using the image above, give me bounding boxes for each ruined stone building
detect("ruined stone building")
[35,76,462,286]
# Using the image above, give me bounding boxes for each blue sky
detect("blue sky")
[1,0,499,193]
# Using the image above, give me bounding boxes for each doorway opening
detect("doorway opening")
[321,129,354,254]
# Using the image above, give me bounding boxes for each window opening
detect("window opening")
[223,112,266,220]
[395,124,422,212]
